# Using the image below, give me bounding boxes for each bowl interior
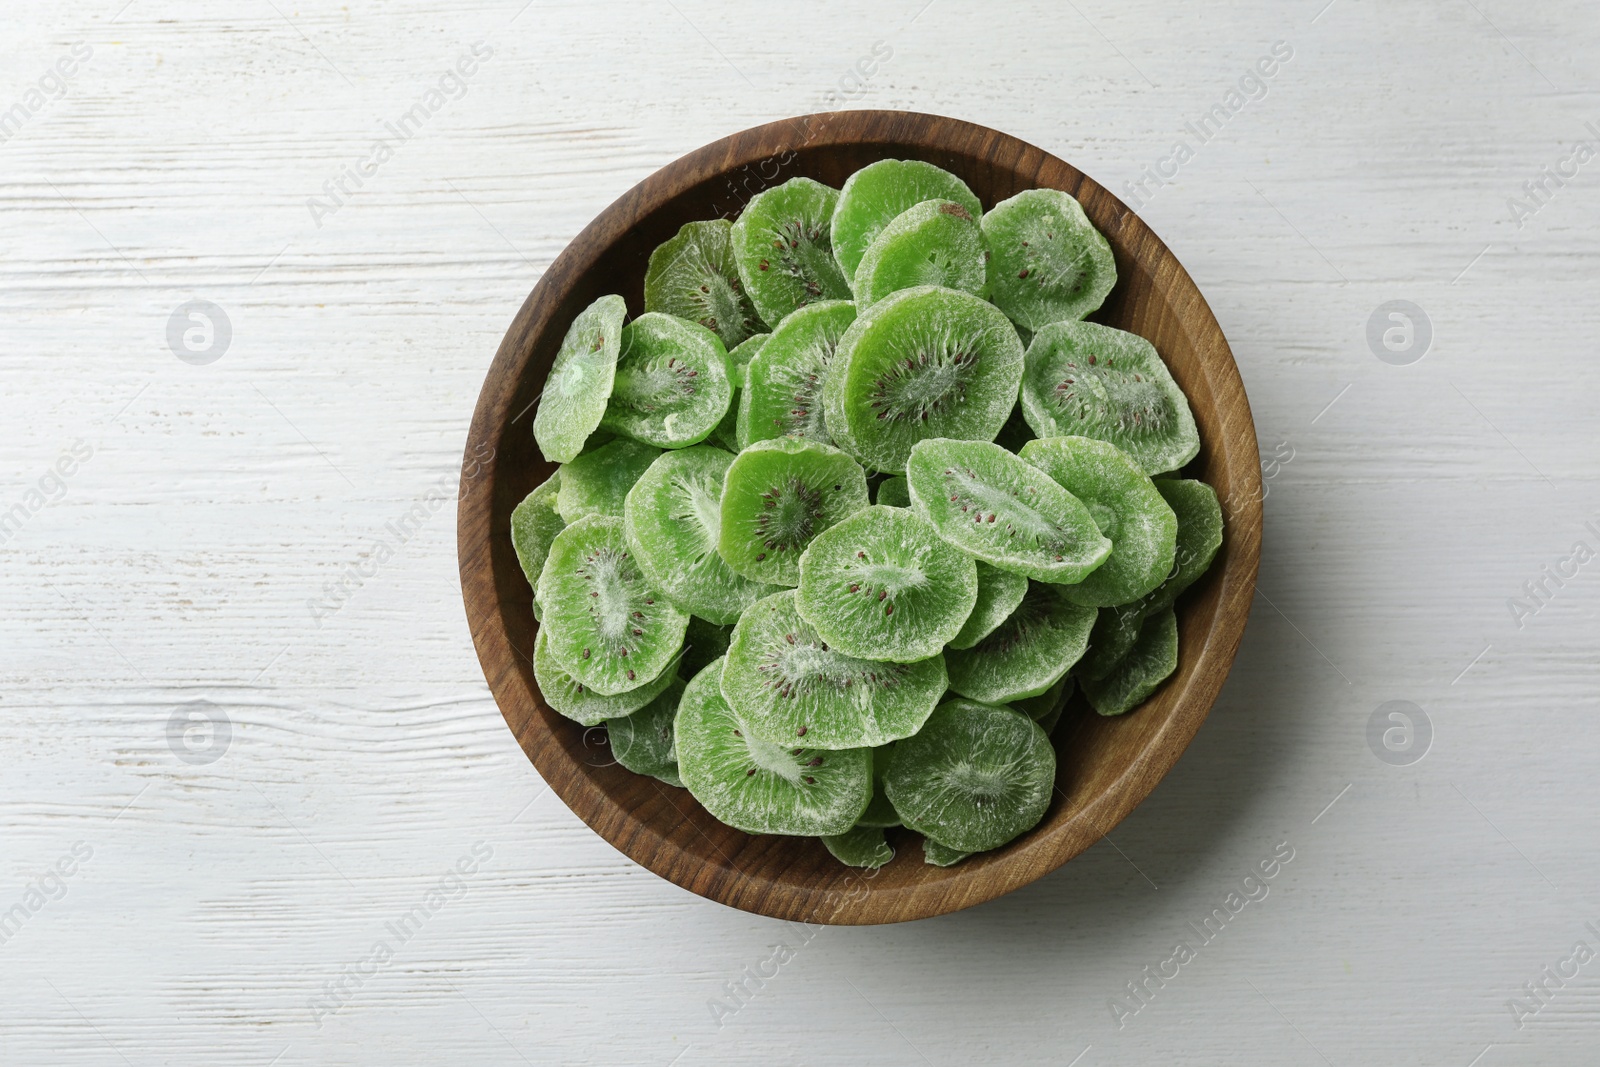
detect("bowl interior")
[459,111,1262,925]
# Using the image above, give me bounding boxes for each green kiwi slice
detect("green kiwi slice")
[606,676,685,786]
[726,332,770,389]
[531,628,677,727]
[885,698,1055,853]
[740,300,856,447]
[721,589,946,749]
[1076,604,1145,682]
[718,436,871,587]
[922,838,973,867]
[599,312,733,449]
[730,177,851,326]
[680,615,733,681]
[795,505,978,663]
[1020,320,1200,475]
[675,657,872,837]
[823,285,1025,473]
[644,219,762,348]
[1148,478,1224,610]
[715,333,768,451]
[1081,607,1179,716]
[1075,479,1221,680]
[857,743,901,828]
[874,475,910,508]
[712,400,742,453]
[537,514,690,696]
[821,826,894,868]
[511,471,564,621]
[904,438,1111,584]
[831,159,983,283]
[533,294,626,463]
[1014,676,1073,736]
[1021,435,1178,607]
[981,188,1116,331]
[555,438,661,523]
[853,199,986,307]
[623,446,778,625]
[944,582,1096,703]
[947,561,1030,650]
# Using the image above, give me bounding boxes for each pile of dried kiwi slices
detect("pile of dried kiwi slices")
[512,159,1223,870]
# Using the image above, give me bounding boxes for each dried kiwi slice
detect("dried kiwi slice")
[982,188,1116,331]
[922,838,973,867]
[944,582,1096,703]
[823,286,1025,473]
[821,826,894,868]
[1014,676,1073,736]
[511,471,564,620]
[885,698,1055,853]
[606,676,685,786]
[1081,607,1178,716]
[1076,478,1221,680]
[600,312,733,449]
[794,505,978,663]
[853,199,986,307]
[1147,478,1224,611]
[1020,320,1199,475]
[947,561,1029,650]
[1021,435,1177,607]
[1076,604,1146,682]
[533,294,626,463]
[740,300,856,447]
[644,219,762,348]
[675,657,871,837]
[623,446,778,625]
[555,438,660,523]
[726,332,770,389]
[718,436,870,587]
[904,438,1110,584]
[831,159,983,283]
[874,475,910,508]
[857,743,901,828]
[721,590,946,749]
[531,628,677,727]
[716,333,768,451]
[731,177,851,326]
[537,514,690,696]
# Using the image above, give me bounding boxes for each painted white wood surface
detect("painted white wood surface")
[3,0,1599,1063]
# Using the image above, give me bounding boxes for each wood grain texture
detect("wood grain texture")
[459,110,1263,924]
[7,0,1600,1062]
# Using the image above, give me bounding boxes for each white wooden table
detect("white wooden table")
[5,1,1599,1063]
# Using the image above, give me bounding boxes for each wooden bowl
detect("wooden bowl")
[458,111,1262,925]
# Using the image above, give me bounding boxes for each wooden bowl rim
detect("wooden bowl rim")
[458,110,1262,925]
